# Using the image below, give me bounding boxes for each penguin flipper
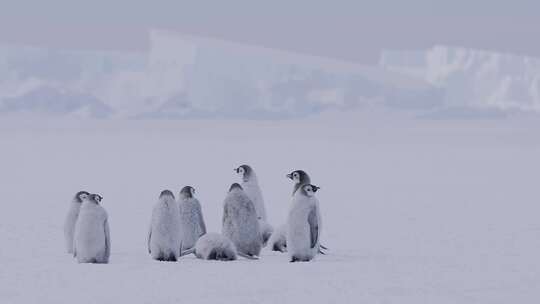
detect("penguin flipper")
[308,207,319,249]
[237,252,259,260]
[104,219,111,259]
[147,226,152,254]
[197,206,207,236]
[180,247,196,257]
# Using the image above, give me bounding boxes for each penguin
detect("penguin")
[73,194,110,264]
[178,186,206,251]
[222,183,262,258]
[180,233,238,261]
[267,224,287,253]
[285,170,328,254]
[287,184,322,262]
[64,190,90,254]
[148,190,181,262]
[235,165,273,246]
[268,170,312,253]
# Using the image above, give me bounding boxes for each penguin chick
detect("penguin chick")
[235,165,268,221]
[222,183,262,258]
[236,165,274,247]
[268,169,311,253]
[64,190,90,254]
[180,233,237,261]
[148,190,181,262]
[73,194,110,263]
[287,184,322,262]
[178,186,206,251]
[268,224,288,252]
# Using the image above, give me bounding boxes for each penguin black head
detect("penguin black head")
[235,165,253,182]
[180,186,195,199]
[287,170,311,185]
[301,184,320,197]
[159,190,175,199]
[88,193,103,204]
[74,191,90,203]
[229,183,243,192]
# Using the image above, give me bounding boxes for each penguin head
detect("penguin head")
[75,191,90,203]
[179,186,195,199]
[301,184,320,197]
[159,190,175,200]
[287,170,311,185]
[88,194,103,204]
[229,183,243,192]
[235,164,253,182]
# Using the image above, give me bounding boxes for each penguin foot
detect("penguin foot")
[290,256,311,262]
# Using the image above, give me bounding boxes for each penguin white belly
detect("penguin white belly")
[64,202,80,253]
[241,182,267,221]
[74,207,107,263]
[287,201,318,260]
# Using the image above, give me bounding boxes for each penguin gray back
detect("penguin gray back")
[222,184,262,257]
[178,186,206,250]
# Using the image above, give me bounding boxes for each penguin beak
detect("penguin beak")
[286,173,292,179]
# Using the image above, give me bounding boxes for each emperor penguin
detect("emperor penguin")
[287,184,322,262]
[222,183,262,258]
[268,170,312,253]
[73,194,111,264]
[178,186,206,251]
[64,190,90,254]
[148,190,181,262]
[267,224,288,253]
[235,165,273,246]
[180,233,238,261]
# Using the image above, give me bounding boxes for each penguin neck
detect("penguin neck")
[243,174,258,185]
[292,182,308,196]
[161,197,175,207]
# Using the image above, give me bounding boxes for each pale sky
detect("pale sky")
[0,0,538,64]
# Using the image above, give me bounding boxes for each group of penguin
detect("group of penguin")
[64,165,325,264]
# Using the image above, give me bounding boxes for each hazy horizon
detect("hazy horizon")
[1,0,538,64]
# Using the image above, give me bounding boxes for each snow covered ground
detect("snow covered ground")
[1,111,539,303]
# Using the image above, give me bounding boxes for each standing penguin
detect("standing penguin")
[73,194,110,264]
[148,190,182,262]
[287,184,322,262]
[235,165,273,246]
[178,186,206,251]
[64,190,90,254]
[222,183,262,258]
[269,170,312,252]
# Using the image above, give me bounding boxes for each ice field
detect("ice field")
[1,111,539,303]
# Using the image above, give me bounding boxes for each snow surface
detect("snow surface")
[1,112,539,303]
